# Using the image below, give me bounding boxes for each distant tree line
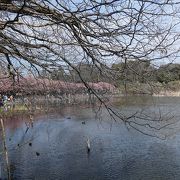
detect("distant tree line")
[1,60,180,87]
[40,63,111,83]
[39,61,180,86]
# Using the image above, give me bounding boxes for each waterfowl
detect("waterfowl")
[87,138,90,152]
[36,152,40,156]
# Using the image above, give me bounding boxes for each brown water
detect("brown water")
[1,96,180,180]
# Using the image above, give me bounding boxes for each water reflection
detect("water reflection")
[1,96,180,179]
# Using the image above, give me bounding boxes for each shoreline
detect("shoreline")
[153,91,180,97]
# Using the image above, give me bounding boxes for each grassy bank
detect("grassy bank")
[117,81,180,96]
[0,104,39,118]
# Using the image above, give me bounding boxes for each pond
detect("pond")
[1,96,180,180]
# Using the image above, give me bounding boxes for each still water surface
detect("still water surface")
[1,96,180,180]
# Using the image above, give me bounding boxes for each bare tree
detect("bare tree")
[0,0,180,136]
